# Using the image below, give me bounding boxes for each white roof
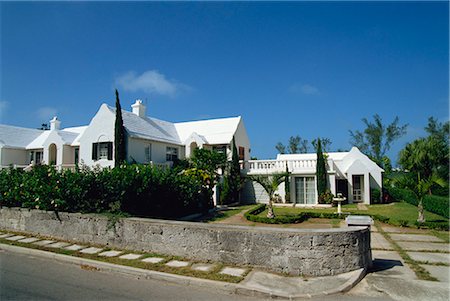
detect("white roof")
[0,125,44,148]
[106,105,182,145]
[174,116,241,145]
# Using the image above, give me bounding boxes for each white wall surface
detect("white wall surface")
[0,147,28,166]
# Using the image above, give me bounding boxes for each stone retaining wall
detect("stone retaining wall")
[0,207,371,276]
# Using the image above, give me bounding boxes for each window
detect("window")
[35,151,43,164]
[29,151,34,164]
[295,177,316,204]
[166,146,178,161]
[92,142,113,161]
[145,144,152,163]
[74,147,79,164]
[239,146,245,161]
[212,145,227,154]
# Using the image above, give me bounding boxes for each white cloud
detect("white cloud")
[37,107,58,121]
[115,70,190,97]
[0,101,8,123]
[290,83,320,95]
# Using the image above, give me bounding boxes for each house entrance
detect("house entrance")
[352,175,364,202]
[336,179,349,200]
[294,176,316,204]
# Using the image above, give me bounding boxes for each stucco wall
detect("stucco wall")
[0,207,371,276]
[0,147,28,166]
[127,137,185,164]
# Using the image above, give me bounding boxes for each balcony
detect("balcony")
[242,159,334,175]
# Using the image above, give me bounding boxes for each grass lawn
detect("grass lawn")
[256,202,448,227]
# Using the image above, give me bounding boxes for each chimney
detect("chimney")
[49,116,61,131]
[131,99,146,118]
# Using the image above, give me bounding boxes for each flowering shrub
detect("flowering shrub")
[0,164,211,218]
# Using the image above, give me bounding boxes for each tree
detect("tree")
[275,135,308,154]
[394,173,446,223]
[315,138,327,199]
[349,114,407,168]
[221,138,242,204]
[399,117,449,184]
[312,137,332,152]
[114,89,127,167]
[249,173,287,218]
[275,142,286,154]
[284,163,291,203]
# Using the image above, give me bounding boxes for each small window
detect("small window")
[29,151,34,164]
[212,145,227,154]
[239,146,245,161]
[166,146,178,161]
[145,144,152,163]
[74,147,79,164]
[92,142,113,161]
[35,151,43,164]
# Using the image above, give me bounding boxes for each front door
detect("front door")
[352,175,364,202]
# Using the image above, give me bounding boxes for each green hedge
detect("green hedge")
[0,164,211,219]
[387,187,449,219]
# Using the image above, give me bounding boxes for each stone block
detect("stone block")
[64,244,86,251]
[119,253,143,260]
[142,257,164,264]
[219,267,246,277]
[191,263,216,272]
[165,260,190,268]
[33,240,55,246]
[98,250,123,257]
[5,235,25,241]
[80,247,103,254]
[18,237,40,243]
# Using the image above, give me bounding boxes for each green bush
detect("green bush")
[370,188,381,204]
[0,164,211,219]
[387,187,449,219]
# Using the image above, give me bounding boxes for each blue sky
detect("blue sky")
[1,2,448,163]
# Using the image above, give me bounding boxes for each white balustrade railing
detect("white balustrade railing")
[243,159,334,174]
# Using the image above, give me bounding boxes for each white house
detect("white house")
[241,147,384,205]
[0,100,251,170]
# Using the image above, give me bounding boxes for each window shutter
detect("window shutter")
[92,143,98,160]
[107,142,113,160]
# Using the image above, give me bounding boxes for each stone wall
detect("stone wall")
[0,207,371,276]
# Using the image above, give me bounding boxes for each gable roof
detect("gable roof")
[174,116,241,145]
[0,125,44,149]
[105,105,182,145]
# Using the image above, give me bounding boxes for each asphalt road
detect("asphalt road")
[0,249,392,301]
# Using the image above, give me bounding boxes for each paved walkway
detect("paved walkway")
[350,224,450,301]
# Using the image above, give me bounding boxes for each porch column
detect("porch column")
[364,172,370,204]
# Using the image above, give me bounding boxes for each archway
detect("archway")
[190,142,198,157]
[49,144,57,165]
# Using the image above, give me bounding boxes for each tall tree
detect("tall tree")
[221,138,242,204]
[275,135,308,154]
[394,173,446,223]
[312,137,332,152]
[114,89,127,167]
[399,117,449,183]
[284,163,291,203]
[315,138,327,199]
[349,114,407,168]
[249,173,287,218]
[275,142,286,154]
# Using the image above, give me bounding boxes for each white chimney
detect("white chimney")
[131,99,146,118]
[50,116,61,131]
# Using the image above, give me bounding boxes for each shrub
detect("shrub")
[0,164,211,219]
[370,188,381,204]
[387,187,449,219]
[318,190,334,204]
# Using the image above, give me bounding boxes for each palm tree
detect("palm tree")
[394,173,446,223]
[249,173,287,218]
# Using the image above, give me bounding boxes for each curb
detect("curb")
[0,243,366,300]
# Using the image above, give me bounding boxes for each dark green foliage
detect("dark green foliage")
[221,138,242,204]
[0,164,210,219]
[315,138,327,198]
[387,187,449,219]
[276,135,309,154]
[114,89,127,167]
[350,114,407,169]
[318,190,334,204]
[370,188,381,204]
[284,164,290,203]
